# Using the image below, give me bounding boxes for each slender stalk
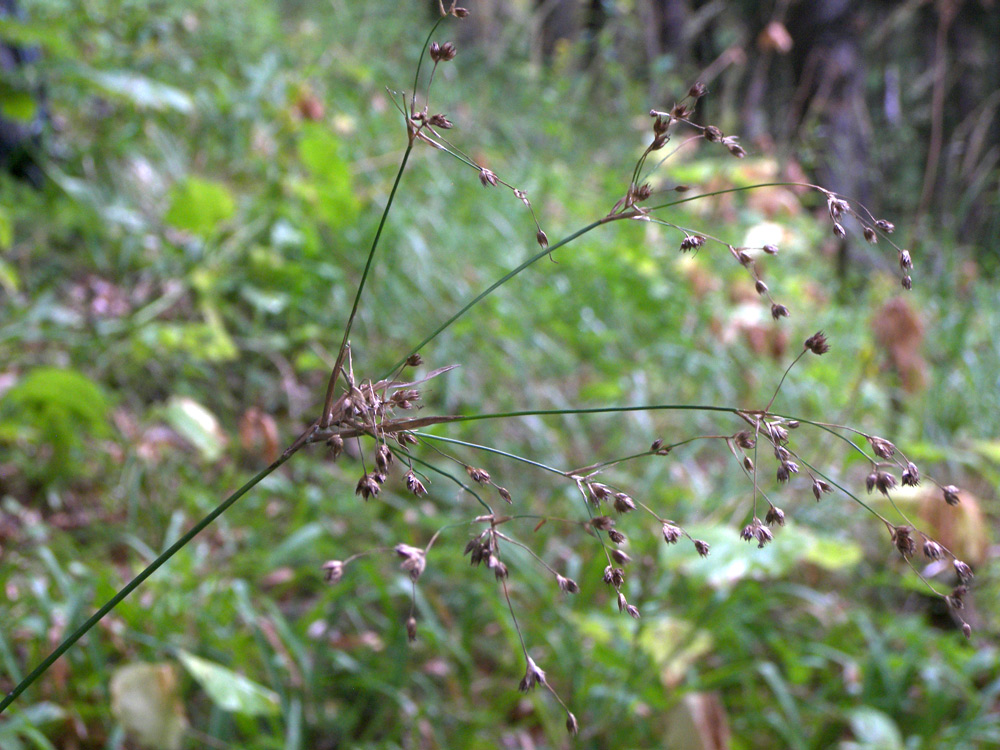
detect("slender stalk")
[321,143,414,427]
[384,218,607,375]
[0,454,293,714]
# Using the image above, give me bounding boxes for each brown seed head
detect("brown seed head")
[466,466,490,483]
[680,234,706,252]
[868,436,896,459]
[694,539,711,557]
[963,622,972,639]
[428,113,453,130]
[703,125,723,142]
[453,6,470,17]
[406,616,418,642]
[942,485,961,506]
[662,523,681,544]
[429,41,456,62]
[322,560,344,584]
[875,470,897,496]
[556,574,579,594]
[804,331,830,355]
[395,544,427,581]
[608,529,626,544]
[327,434,344,458]
[899,250,913,270]
[947,585,967,610]
[901,275,912,290]
[763,243,779,255]
[566,712,579,736]
[863,226,878,244]
[954,559,974,583]
[626,604,641,619]
[892,525,916,558]
[922,539,943,560]
[735,431,756,450]
[766,506,786,527]
[688,82,708,98]
[356,472,381,500]
[722,136,746,158]
[592,515,615,531]
[812,478,833,500]
[771,303,790,320]
[755,279,768,295]
[497,486,512,504]
[519,656,546,692]
[536,229,548,249]
[405,470,428,497]
[610,548,632,566]
[832,222,846,239]
[901,462,920,487]
[405,353,423,367]
[614,492,636,513]
[876,219,895,233]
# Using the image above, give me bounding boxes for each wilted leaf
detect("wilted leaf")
[110,663,187,750]
[163,396,227,462]
[178,651,280,716]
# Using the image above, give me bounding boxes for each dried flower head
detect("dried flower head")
[613,492,636,513]
[591,515,615,531]
[519,656,546,692]
[405,470,428,497]
[812,478,833,500]
[680,234,706,252]
[662,523,682,544]
[478,168,498,187]
[322,560,344,584]
[536,229,548,248]
[703,125,723,142]
[608,529,626,545]
[891,525,916,558]
[868,436,896,459]
[804,331,830,355]
[356,472,381,500]
[395,544,427,581]
[771,303,790,320]
[693,539,711,557]
[942,485,961,506]
[688,82,708,98]
[466,466,491,484]
[875,471,897,496]
[610,548,632,566]
[765,506,786,527]
[901,462,920,487]
[427,113,453,129]
[922,539,943,560]
[863,226,878,244]
[429,41,457,62]
[566,712,579,736]
[497,486,512,504]
[954,559,974,583]
[556,575,579,594]
[876,219,895,233]
[406,616,418,642]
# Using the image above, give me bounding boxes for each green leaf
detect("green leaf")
[162,397,227,462]
[164,177,236,237]
[296,123,359,228]
[83,70,194,113]
[177,651,280,717]
[0,86,37,123]
[0,206,12,248]
[839,707,904,750]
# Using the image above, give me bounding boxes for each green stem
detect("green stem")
[0,454,292,714]
[384,218,606,375]
[322,143,414,426]
[412,431,567,477]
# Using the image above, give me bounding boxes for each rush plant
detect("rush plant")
[0,2,979,735]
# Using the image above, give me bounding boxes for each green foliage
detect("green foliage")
[1,1,997,748]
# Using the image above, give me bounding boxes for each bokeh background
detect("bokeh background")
[1,0,999,748]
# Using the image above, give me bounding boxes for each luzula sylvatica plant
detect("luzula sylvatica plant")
[0,3,977,732]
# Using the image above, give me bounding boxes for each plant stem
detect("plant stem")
[322,143,414,427]
[0,454,293,714]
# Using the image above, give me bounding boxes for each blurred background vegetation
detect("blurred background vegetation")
[1,0,998,747]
